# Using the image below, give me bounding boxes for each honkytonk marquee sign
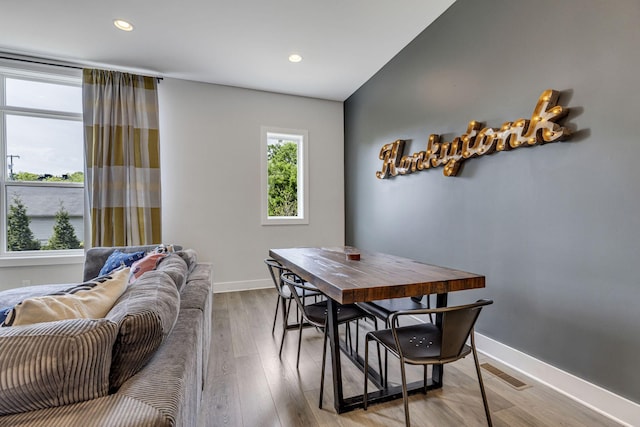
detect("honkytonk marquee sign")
[376,89,571,178]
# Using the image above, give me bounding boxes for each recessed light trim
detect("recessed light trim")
[114,19,134,32]
[288,54,303,63]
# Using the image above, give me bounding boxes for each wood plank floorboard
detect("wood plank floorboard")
[198,288,622,427]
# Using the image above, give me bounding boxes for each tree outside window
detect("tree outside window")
[267,140,298,217]
[43,204,82,250]
[7,195,40,251]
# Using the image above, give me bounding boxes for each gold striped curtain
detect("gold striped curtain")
[82,69,161,247]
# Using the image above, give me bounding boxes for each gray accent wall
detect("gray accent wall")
[344,0,640,403]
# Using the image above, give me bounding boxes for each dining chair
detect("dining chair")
[264,258,321,335]
[280,271,382,408]
[359,295,432,386]
[364,299,494,427]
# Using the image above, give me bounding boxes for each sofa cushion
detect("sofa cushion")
[156,253,189,291]
[0,311,202,427]
[179,264,212,310]
[106,270,180,391]
[99,250,145,276]
[0,394,174,427]
[117,309,203,427]
[1,268,130,327]
[0,318,118,416]
[176,249,198,273]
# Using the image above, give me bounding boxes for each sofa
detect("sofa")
[0,245,213,427]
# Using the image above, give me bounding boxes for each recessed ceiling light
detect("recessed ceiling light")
[288,54,303,63]
[114,19,134,32]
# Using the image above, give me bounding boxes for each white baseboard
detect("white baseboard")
[475,333,640,427]
[213,278,272,293]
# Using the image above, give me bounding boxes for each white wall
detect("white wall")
[0,260,83,291]
[0,78,344,293]
[158,79,344,291]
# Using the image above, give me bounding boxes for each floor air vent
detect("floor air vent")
[481,363,529,390]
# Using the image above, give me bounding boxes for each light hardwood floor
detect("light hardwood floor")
[198,288,620,427]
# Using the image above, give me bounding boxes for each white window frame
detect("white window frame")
[260,126,309,225]
[0,60,85,266]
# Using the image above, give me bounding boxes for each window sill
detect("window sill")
[262,218,309,226]
[0,252,84,268]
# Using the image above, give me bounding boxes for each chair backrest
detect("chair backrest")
[440,299,493,359]
[280,271,318,308]
[264,258,288,296]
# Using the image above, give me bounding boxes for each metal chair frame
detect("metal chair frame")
[359,295,432,387]
[364,299,493,427]
[264,258,320,336]
[281,271,383,409]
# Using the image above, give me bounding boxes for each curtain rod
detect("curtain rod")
[0,53,163,81]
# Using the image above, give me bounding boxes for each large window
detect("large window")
[0,62,84,256]
[260,127,309,225]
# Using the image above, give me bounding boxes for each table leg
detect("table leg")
[324,295,450,413]
[326,298,345,412]
[432,293,448,386]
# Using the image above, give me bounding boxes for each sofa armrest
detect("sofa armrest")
[180,263,213,389]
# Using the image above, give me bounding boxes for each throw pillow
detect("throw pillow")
[129,252,168,283]
[99,249,145,276]
[106,270,180,391]
[2,268,130,327]
[0,318,118,416]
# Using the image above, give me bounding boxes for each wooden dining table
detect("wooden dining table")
[269,246,486,414]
